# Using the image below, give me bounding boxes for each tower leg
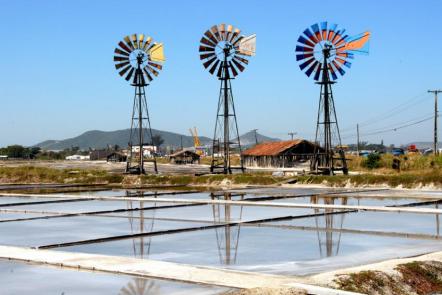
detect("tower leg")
[126,83,158,175]
[311,54,347,175]
[210,74,243,174]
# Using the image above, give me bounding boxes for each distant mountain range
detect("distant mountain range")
[35,129,280,150]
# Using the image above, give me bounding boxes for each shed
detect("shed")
[106,152,127,162]
[169,149,200,164]
[241,140,317,168]
[89,150,110,161]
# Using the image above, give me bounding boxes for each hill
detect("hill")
[239,130,280,147]
[34,129,280,151]
[35,129,211,150]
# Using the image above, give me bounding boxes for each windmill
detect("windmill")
[199,24,256,174]
[296,22,370,175]
[113,34,165,174]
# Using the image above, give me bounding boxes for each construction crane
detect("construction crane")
[189,127,203,155]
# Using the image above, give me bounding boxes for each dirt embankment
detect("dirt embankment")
[222,287,306,295]
[310,251,442,295]
[333,261,442,294]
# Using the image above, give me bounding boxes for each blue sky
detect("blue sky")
[0,0,441,146]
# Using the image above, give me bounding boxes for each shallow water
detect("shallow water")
[0,260,230,295]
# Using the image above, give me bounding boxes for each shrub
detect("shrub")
[362,153,381,169]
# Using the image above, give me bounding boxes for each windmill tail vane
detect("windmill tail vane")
[340,31,370,54]
[296,22,371,81]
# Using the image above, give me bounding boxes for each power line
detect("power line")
[340,92,429,132]
[342,115,437,140]
[341,112,434,137]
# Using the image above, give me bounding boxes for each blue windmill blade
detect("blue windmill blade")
[303,28,318,44]
[297,35,315,48]
[305,60,319,77]
[313,63,322,81]
[299,57,315,71]
[311,23,322,41]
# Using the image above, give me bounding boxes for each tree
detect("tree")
[5,145,26,158]
[151,134,164,147]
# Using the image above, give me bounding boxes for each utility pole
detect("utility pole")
[251,129,258,145]
[357,123,360,156]
[428,90,441,155]
[288,132,297,140]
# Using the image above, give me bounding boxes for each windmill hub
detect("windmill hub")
[135,51,146,67]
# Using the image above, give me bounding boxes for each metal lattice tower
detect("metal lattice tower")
[295,21,371,175]
[199,24,256,174]
[113,34,165,174]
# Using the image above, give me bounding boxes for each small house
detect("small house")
[241,140,317,168]
[169,149,200,164]
[106,152,127,162]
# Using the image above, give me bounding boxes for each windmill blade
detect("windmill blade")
[118,64,132,76]
[299,57,315,70]
[124,36,135,50]
[225,24,233,42]
[237,34,256,56]
[211,25,222,41]
[114,56,129,62]
[331,30,343,44]
[115,48,129,57]
[142,36,152,51]
[148,65,160,76]
[203,56,217,69]
[335,57,351,68]
[327,24,338,41]
[200,36,216,48]
[328,63,338,80]
[200,52,216,60]
[115,61,130,69]
[305,60,319,77]
[199,45,215,52]
[233,55,249,65]
[232,58,245,72]
[218,23,226,40]
[204,30,219,45]
[148,61,162,70]
[138,34,145,49]
[320,22,328,40]
[148,43,165,62]
[125,67,135,81]
[230,28,241,44]
[208,59,220,75]
[313,63,322,81]
[303,28,318,44]
[296,53,313,61]
[143,67,153,82]
[332,60,345,76]
[295,45,313,53]
[311,23,322,41]
[131,34,138,49]
[228,61,239,77]
[297,35,315,48]
[117,42,132,55]
[216,62,224,77]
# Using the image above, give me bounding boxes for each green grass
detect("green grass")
[0,166,123,184]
